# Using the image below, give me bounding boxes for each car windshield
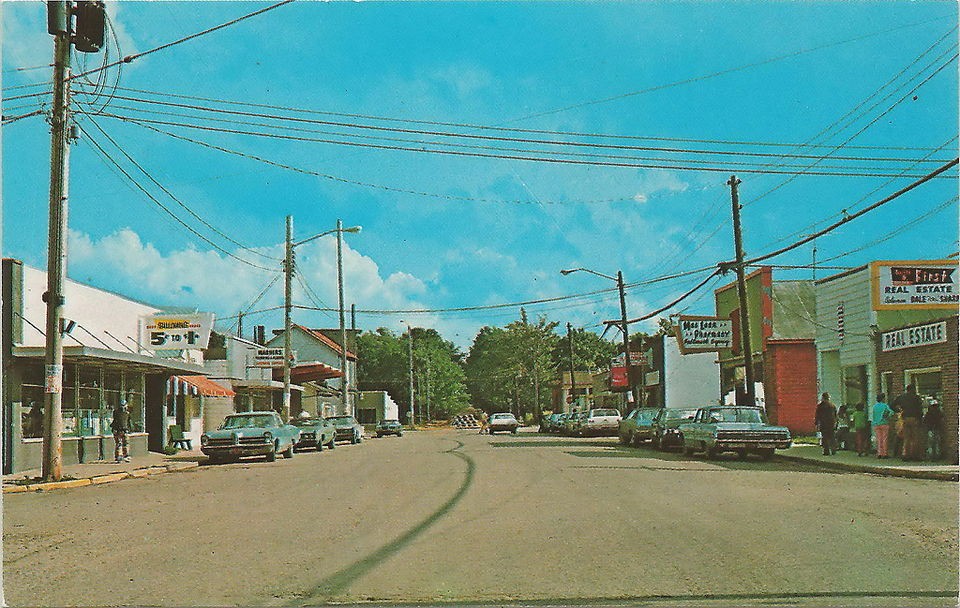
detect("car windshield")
[326,416,354,425]
[591,409,619,417]
[707,408,765,423]
[221,415,276,429]
[380,420,399,425]
[491,414,514,420]
[666,409,699,421]
[638,410,658,421]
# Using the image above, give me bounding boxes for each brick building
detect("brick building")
[875,316,958,463]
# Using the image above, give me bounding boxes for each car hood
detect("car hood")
[204,428,272,439]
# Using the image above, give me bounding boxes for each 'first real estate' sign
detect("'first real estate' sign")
[881,321,948,352]
[871,260,959,310]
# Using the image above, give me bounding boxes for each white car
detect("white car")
[487,412,520,434]
[579,408,622,437]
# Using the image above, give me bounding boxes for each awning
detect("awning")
[274,361,343,384]
[13,345,208,375]
[171,375,235,397]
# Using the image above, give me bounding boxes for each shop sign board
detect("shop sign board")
[140,313,215,350]
[676,315,734,353]
[881,321,948,352]
[871,260,959,310]
[253,348,297,368]
[610,365,628,388]
[611,352,647,367]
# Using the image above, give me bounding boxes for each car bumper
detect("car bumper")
[489,424,518,432]
[714,440,792,450]
[334,430,356,440]
[201,444,273,458]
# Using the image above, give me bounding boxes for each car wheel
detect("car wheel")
[207,454,222,465]
[351,433,359,444]
[327,436,336,450]
[618,432,629,446]
[683,441,694,456]
[283,442,294,459]
[652,435,662,451]
[265,444,277,462]
[705,446,719,460]
[736,449,748,460]
[512,428,518,435]
[397,431,403,437]
[758,448,775,461]
[316,441,324,452]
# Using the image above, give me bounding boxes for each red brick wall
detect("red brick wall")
[765,340,818,434]
[876,316,958,464]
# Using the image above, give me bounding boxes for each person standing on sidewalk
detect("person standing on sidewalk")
[836,403,850,451]
[815,393,837,456]
[851,403,870,456]
[923,400,944,461]
[111,400,131,463]
[872,393,895,459]
[894,384,924,461]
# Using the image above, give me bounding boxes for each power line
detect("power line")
[75,121,279,272]
[69,0,297,82]
[81,115,281,261]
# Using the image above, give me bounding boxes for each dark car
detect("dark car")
[651,407,699,451]
[290,416,336,451]
[618,407,660,446]
[326,415,364,444]
[375,419,403,437]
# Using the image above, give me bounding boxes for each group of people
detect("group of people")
[815,385,945,461]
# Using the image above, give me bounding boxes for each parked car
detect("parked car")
[539,413,562,433]
[552,413,568,434]
[201,411,300,463]
[562,411,584,436]
[290,415,336,451]
[679,406,792,460]
[579,408,622,437]
[326,415,364,444]
[618,407,660,445]
[651,407,700,451]
[375,419,403,437]
[488,412,520,434]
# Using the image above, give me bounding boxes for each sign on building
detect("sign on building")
[871,260,959,310]
[252,348,297,368]
[676,316,734,353]
[140,313,215,350]
[881,321,948,352]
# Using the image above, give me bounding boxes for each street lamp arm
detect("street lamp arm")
[293,225,361,248]
[559,267,617,282]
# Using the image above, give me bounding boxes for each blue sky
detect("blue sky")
[3,1,958,348]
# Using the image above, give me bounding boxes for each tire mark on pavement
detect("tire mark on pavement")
[290,438,475,604]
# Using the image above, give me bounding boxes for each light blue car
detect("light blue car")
[201,411,301,463]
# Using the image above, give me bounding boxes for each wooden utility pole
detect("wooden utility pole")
[728,175,756,406]
[41,2,73,481]
[566,322,577,412]
[282,215,293,420]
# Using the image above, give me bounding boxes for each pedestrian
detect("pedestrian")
[836,403,850,451]
[850,403,870,456]
[814,392,837,456]
[872,393,895,458]
[923,399,945,461]
[111,400,131,463]
[27,401,43,438]
[894,384,924,461]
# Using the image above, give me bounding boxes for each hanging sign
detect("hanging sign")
[140,313,215,350]
[871,260,959,310]
[253,348,297,368]
[676,316,734,353]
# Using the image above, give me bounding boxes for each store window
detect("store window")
[905,367,942,404]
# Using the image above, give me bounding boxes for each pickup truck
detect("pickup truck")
[679,406,791,460]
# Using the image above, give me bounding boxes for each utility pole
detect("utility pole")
[617,270,634,410]
[729,175,756,406]
[566,322,577,413]
[41,1,74,481]
[406,325,414,428]
[283,215,293,420]
[425,362,431,423]
[336,218,349,415]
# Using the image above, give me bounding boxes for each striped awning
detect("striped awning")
[169,375,235,397]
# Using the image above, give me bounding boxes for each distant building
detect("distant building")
[551,371,596,413]
[641,331,720,409]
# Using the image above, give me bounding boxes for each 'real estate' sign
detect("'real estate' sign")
[140,313,215,350]
[871,260,959,310]
[881,321,948,352]
[676,316,734,353]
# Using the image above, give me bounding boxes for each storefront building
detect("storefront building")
[815,261,957,424]
[639,330,720,409]
[2,259,207,474]
[715,266,818,433]
[875,317,958,463]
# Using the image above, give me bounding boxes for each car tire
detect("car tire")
[512,428,518,435]
[705,446,719,460]
[683,442,694,456]
[397,431,403,437]
[351,433,359,445]
[652,435,662,451]
[283,442,295,459]
[758,448,775,461]
[265,445,277,462]
[327,436,336,450]
[619,433,629,445]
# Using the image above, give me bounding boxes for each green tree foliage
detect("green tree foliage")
[552,325,618,371]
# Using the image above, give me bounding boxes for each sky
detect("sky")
[3,1,958,350]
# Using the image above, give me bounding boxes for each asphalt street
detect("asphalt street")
[3,429,957,606]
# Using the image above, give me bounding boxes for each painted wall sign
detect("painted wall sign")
[881,321,948,352]
[676,316,734,353]
[871,260,959,310]
[253,348,297,368]
[140,313,215,350]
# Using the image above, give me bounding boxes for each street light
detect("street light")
[283,217,361,419]
[560,267,635,408]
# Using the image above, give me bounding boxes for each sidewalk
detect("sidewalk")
[779,444,959,481]
[3,450,206,494]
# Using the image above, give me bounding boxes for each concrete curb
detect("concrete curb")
[3,461,200,494]
[778,453,958,481]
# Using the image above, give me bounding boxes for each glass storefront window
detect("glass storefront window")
[906,368,942,404]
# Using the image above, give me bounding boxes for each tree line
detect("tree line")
[355,308,618,422]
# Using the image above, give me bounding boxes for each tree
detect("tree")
[551,326,618,372]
